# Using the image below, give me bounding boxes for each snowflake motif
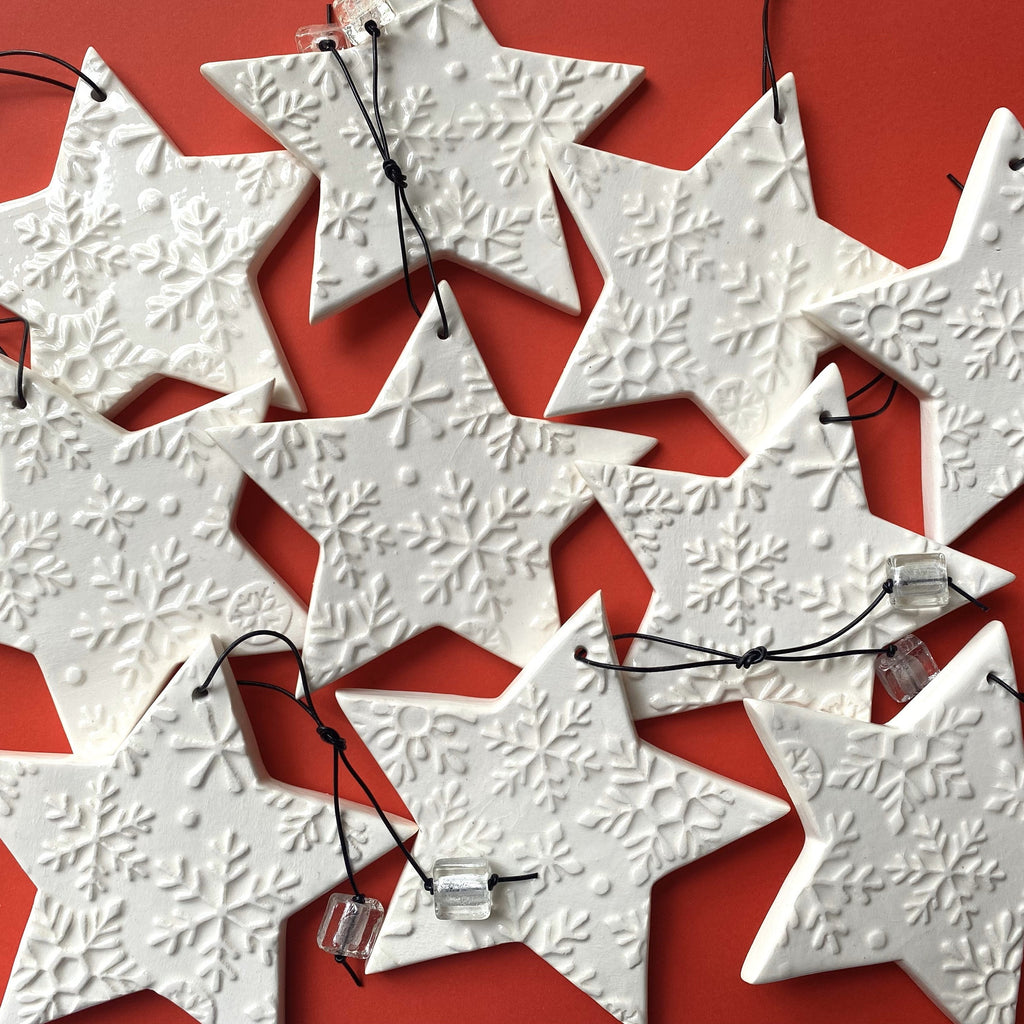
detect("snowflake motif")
[0,390,90,484]
[578,738,734,883]
[357,702,477,786]
[827,706,978,834]
[482,682,597,812]
[60,97,118,183]
[71,537,229,689]
[112,410,233,486]
[71,475,147,548]
[131,195,256,359]
[537,464,592,526]
[786,811,884,954]
[160,981,217,1024]
[149,830,299,991]
[400,470,545,617]
[0,504,74,630]
[937,403,985,491]
[684,511,790,635]
[264,791,359,857]
[613,176,719,297]
[743,118,811,210]
[321,187,374,243]
[608,907,649,969]
[224,582,294,637]
[985,759,1024,820]
[707,376,770,440]
[305,573,412,676]
[289,468,394,585]
[172,697,251,794]
[403,0,481,45]
[243,421,346,479]
[234,63,324,170]
[886,816,1005,926]
[367,355,452,447]
[0,760,37,816]
[832,277,947,372]
[13,897,148,1023]
[647,655,805,714]
[15,187,128,304]
[791,424,863,510]
[109,120,174,176]
[422,168,533,278]
[406,779,504,861]
[509,822,584,894]
[35,294,163,409]
[576,289,698,405]
[951,270,1024,382]
[38,773,153,899]
[712,244,815,391]
[941,909,1024,1024]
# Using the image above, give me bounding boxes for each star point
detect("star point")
[212,281,653,690]
[201,0,644,320]
[0,635,414,1024]
[542,74,902,452]
[742,621,1024,1024]
[0,359,307,756]
[576,364,1013,722]
[807,105,1024,542]
[0,48,312,415]
[337,593,788,1024]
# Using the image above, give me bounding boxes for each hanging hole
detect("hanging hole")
[318,38,337,51]
[818,411,832,424]
[1010,157,1024,171]
[573,645,587,661]
[190,686,210,701]
[436,328,449,340]
[90,88,107,102]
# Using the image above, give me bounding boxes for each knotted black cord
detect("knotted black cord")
[761,0,783,124]
[0,316,29,408]
[575,576,989,675]
[0,50,107,101]
[819,372,899,424]
[320,19,450,337]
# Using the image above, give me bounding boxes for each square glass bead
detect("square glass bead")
[432,857,492,921]
[316,893,384,959]
[886,553,949,610]
[295,23,350,52]
[875,634,939,703]
[331,0,397,45]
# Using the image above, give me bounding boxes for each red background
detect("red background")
[3,0,1024,1021]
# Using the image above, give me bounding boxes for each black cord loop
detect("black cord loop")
[820,372,898,424]
[573,576,984,676]
[321,21,450,338]
[0,316,29,409]
[761,0,783,124]
[0,50,106,101]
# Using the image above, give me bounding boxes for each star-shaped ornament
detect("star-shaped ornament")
[211,281,653,690]
[201,0,644,321]
[577,364,1013,722]
[0,358,307,756]
[0,636,414,1024]
[0,48,312,415]
[542,74,901,452]
[743,621,1024,1024]
[807,108,1024,542]
[336,593,788,1024]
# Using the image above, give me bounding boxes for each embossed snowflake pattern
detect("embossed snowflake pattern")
[0,390,90,484]
[0,505,74,631]
[339,596,786,1024]
[544,74,901,451]
[202,11,643,319]
[941,909,1024,1024]
[952,270,1024,382]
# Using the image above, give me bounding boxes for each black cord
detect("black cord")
[0,50,106,101]
[947,173,965,192]
[321,22,450,338]
[820,373,898,424]
[761,0,783,124]
[0,316,29,409]
[988,672,1024,704]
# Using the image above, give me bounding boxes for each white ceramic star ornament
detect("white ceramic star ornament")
[201,0,644,321]
[0,358,307,756]
[744,621,1024,1024]
[0,636,414,1024]
[542,74,902,452]
[577,364,1013,722]
[808,108,1024,542]
[211,281,653,690]
[0,48,311,415]
[337,594,788,1024]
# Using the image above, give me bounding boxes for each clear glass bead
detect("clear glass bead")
[874,634,939,703]
[295,23,349,52]
[331,0,397,45]
[887,553,949,610]
[316,893,384,958]
[432,857,492,921]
